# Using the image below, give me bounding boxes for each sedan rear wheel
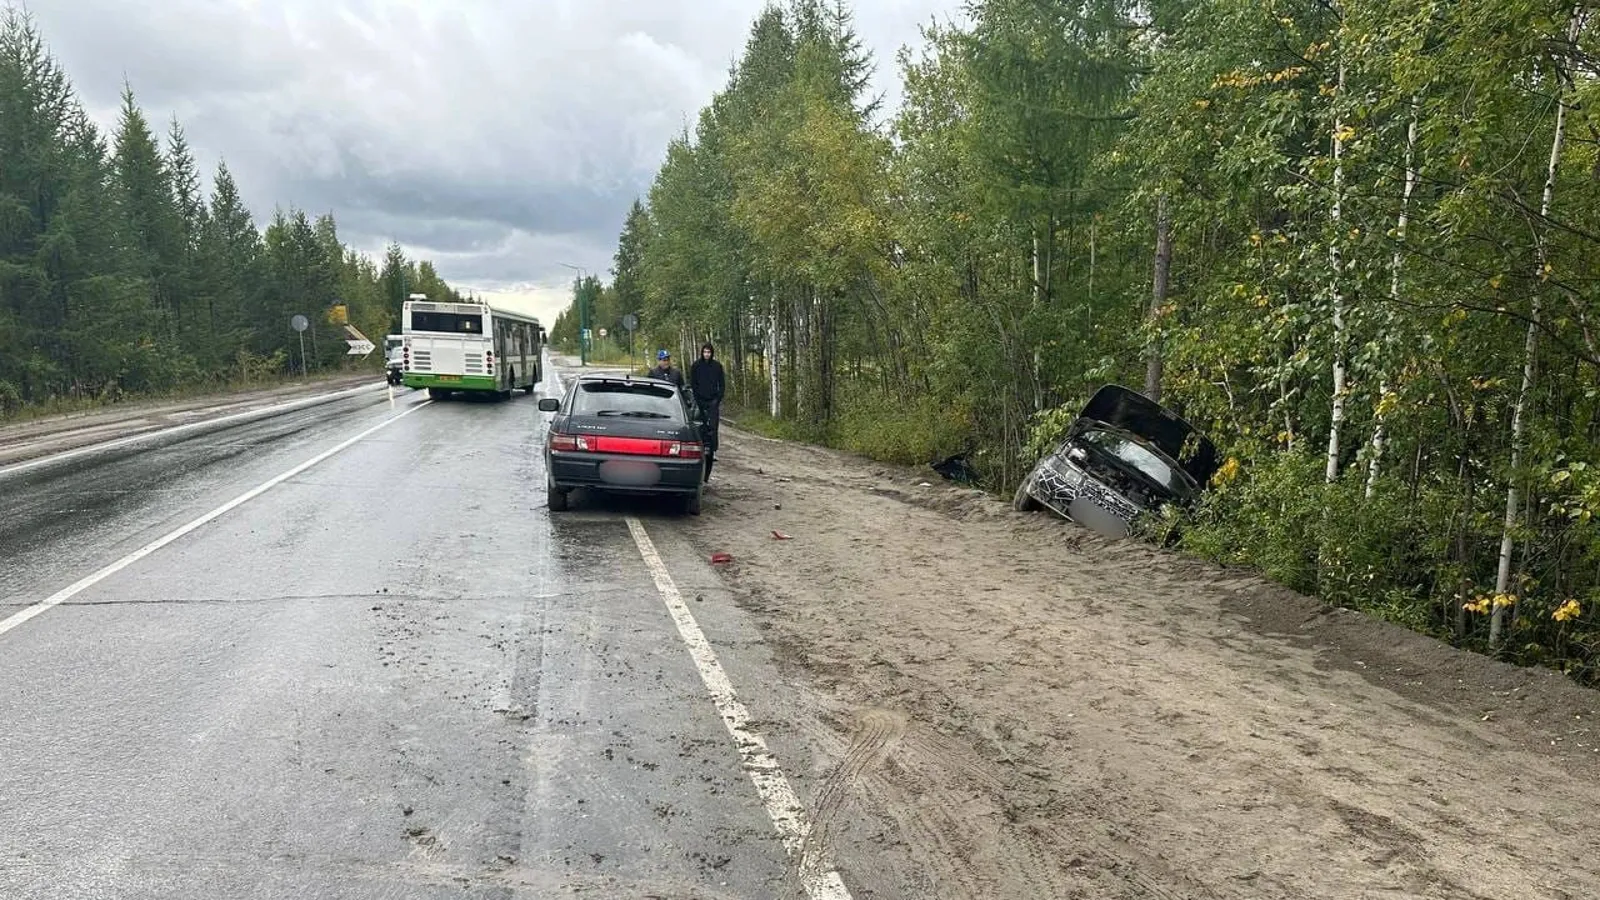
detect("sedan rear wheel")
[547,471,570,512]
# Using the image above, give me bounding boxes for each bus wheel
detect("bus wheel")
[428,388,450,400]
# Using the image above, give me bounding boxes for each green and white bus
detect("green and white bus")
[400,293,544,399]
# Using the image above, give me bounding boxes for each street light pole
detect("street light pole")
[559,263,589,366]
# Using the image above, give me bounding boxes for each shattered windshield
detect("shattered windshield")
[1075,428,1191,496]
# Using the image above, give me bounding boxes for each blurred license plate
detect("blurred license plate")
[599,460,660,486]
[437,375,460,381]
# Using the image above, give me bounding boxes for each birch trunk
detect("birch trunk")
[1367,101,1421,498]
[1491,9,1581,647]
[1036,230,1049,413]
[1146,193,1171,402]
[1326,57,1348,484]
[768,291,780,418]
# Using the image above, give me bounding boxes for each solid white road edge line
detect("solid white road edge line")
[625,517,853,900]
[546,354,847,894]
[0,380,387,480]
[0,398,433,639]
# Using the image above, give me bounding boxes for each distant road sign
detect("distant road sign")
[598,327,608,338]
[290,314,309,332]
[346,339,375,357]
[622,314,638,332]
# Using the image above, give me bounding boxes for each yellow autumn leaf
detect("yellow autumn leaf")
[1212,457,1242,487]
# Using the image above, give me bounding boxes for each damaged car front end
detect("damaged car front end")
[1013,384,1219,539]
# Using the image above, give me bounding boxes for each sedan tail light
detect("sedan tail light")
[668,441,703,460]
[550,433,589,452]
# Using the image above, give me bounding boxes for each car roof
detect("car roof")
[571,373,681,391]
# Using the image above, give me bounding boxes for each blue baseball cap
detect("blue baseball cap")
[657,349,670,360]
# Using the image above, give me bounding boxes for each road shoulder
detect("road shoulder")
[675,424,1600,899]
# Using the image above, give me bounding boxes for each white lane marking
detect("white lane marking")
[0,398,433,639]
[625,518,853,900]
[0,381,386,479]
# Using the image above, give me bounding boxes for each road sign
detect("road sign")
[598,327,608,338]
[290,314,309,332]
[622,314,638,332]
[342,322,374,357]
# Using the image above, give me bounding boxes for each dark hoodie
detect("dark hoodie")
[689,342,725,406]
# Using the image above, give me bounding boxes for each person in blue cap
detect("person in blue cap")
[647,349,684,388]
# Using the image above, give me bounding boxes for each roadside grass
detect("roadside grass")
[727,383,975,473]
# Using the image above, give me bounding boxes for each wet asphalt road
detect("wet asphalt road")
[0,367,820,898]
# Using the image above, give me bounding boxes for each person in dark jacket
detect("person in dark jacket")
[689,343,725,481]
[647,349,684,388]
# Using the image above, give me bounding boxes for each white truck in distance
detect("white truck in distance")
[385,335,404,385]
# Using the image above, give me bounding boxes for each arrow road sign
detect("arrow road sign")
[346,339,375,357]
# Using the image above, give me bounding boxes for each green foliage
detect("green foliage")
[829,383,974,468]
[0,7,464,419]
[574,0,1600,683]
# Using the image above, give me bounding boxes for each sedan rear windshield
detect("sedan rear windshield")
[409,311,483,333]
[572,382,683,419]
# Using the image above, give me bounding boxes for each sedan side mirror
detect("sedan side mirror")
[538,398,560,412]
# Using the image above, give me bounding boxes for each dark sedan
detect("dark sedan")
[539,374,707,514]
[1013,384,1219,538]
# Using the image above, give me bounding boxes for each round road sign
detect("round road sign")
[622,314,638,332]
[290,314,309,332]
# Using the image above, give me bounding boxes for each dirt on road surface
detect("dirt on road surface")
[682,426,1598,900]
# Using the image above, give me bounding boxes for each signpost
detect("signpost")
[290,314,309,377]
[622,313,638,370]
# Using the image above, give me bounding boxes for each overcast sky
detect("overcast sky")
[27,0,966,324]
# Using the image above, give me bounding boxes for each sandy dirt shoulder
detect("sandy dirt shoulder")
[680,425,1598,900]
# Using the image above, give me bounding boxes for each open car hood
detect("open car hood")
[1078,384,1220,487]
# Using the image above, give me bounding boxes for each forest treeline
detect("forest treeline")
[0,9,464,417]
[552,0,1600,682]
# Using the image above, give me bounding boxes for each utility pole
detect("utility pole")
[560,262,589,366]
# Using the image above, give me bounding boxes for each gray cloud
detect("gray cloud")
[27,0,962,308]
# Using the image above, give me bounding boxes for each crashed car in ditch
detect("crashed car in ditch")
[1012,384,1219,538]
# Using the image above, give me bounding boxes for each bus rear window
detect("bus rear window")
[410,311,483,333]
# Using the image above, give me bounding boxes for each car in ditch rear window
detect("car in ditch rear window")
[538,374,708,515]
[1012,384,1219,538]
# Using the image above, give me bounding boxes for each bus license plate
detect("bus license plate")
[438,374,460,381]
